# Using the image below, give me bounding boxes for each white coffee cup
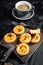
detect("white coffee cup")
[12,1,34,17]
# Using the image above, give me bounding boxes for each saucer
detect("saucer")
[12,9,34,20]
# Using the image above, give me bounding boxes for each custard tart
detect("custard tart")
[13,25,25,35]
[4,33,16,43]
[20,33,31,43]
[29,28,40,34]
[31,34,40,43]
[16,43,29,56]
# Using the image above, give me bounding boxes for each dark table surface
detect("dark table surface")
[0,0,43,65]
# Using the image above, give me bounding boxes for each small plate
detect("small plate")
[12,9,34,20]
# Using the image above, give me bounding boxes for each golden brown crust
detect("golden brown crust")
[16,43,29,56]
[31,34,40,43]
[13,25,25,35]
[20,33,31,43]
[4,33,16,43]
[29,28,40,34]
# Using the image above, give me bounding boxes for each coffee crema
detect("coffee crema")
[17,4,29,11]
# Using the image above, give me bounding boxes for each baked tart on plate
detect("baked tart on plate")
[31,34,40,43]
[13,25,25,35]
[20,33,31,43]
[4,33,16,43]
[29,28,40,34]
[16,43,29,56]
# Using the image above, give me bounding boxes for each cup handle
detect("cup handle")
[32,6,35,10]
[30,6,35,12]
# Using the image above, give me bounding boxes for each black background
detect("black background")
[0,0,43,65]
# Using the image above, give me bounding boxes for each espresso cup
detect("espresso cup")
[12,1,34,17]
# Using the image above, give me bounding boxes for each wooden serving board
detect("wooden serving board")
[0,27,43,63]
[13,33,43,63]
